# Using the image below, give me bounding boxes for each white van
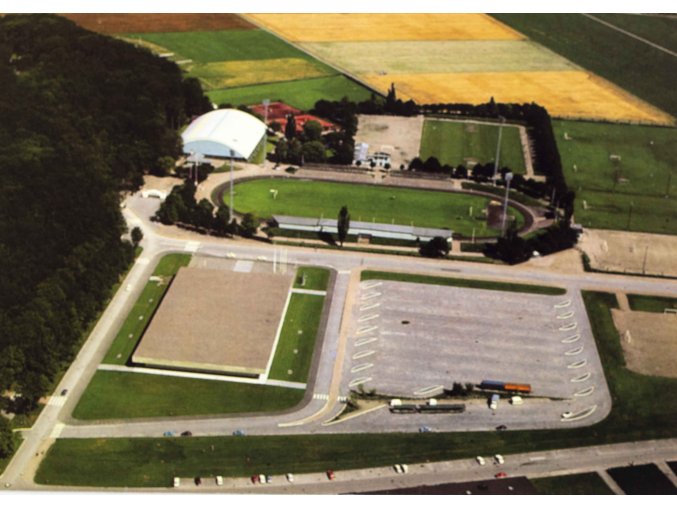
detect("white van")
[216,476,223,486]
[510,396,523,405]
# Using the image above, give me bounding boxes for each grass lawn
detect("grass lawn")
[627,294,677,313]
[35,291,677,487]
[102,253,191,365]
[71,370,303,420]
[531,472,613,494]
[125,29,330,65]
[207,75,374,111]
[554,119,677,235]
[293,267,330,291]
[420,119,526,174]
[232,179,525,237]
[361,270,565,296]
[492,14,677,119]
[268,293,325,383]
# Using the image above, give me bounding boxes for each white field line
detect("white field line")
[262,286,296,381]
[291,288,327,296]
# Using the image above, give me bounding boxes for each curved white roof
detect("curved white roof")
[181,109,266,160]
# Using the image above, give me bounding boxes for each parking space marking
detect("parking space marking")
[351,363,374,373]
[358,314,379,322]
[571,372,592,382]
[414,384,444,396]
[355,337,378,347]
[357,325,378,335]
[557,311,575,319]
[554,299,572,308]
[561,333,581,343]
[360,302,380,311]
[565,346,584,356]
[559,322,578,331]
[361,292,381,301]
[353,350,375,360]
[567,359,588,369]
[575,386,595,397]
[349,377,372,388]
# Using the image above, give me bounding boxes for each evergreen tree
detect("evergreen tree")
[337,206,351,247]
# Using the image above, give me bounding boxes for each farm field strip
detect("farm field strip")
[246,13,524,42]
[303,40,578,75]
[593,14,677,53]
[62,13,256,34]
[363,71,673,124]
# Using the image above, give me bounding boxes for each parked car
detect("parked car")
[163,431,175,437]
[326,469,335,480]
[265,475,272,484]
[232,429,246,436]
[250,475,259,484]
[286,473,295,483]
[258,474,266,484]
[194,477,202,486]
[418,426,432,433]
[60,389,68,396]
[476,456,486,466]
[401,464,409,474]
[216,476,223,486]
[180,431,192,436]
[494,454,505,465]
[495,425,507,431]
[173,477,180,488]
[495,472,508,479]
[393,464,403,474]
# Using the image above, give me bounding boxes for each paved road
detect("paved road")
[2,193,676,490]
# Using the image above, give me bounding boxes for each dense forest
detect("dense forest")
[0,14,211,443]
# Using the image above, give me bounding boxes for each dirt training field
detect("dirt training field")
[364,71,673,124]
[246,13,523,42]
[62,14,255,34]
[354,115,424,169]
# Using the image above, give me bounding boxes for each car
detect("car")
[180,431,192,437]
[163,431,175,437]
[495,425,507,431]
[494,472,508,479]
[194,477,202,486]
[216,476,223,486]
[258,474,266,484]
[393,464,403,474]
[60,389,68,396]
[494,454,505,465]
[418,426,432,433]
[286,473,294,483]
[476,456,486,466]
[326,470,335,480]
[250,475,259,484]
[173,477,180,488]
[232,429,246,436]
[401,464,409,474]
[266,475,273,483]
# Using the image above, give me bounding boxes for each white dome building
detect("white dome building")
[181,108,267,161]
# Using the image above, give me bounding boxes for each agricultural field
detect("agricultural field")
[493,14,677,120]
[252,13,673,124]
[419,119,526,174]
[62,13,255,34]
[231,179,526,236]
[246,13,523,42]
[554,119,677,235]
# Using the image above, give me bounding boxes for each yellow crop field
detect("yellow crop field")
[247,14,523,42]
[364,71,674,125]
[190,58,331,90]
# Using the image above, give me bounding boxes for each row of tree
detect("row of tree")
[0,13,214,454]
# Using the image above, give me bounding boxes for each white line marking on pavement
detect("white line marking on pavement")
[360,302,380,311]
[50,423,65,439]
[357,325,378,335]
[313,393,329,401]
[554,299,571,308]
[355,337,378,347]
[575,386,595,397]
[561,334,581,343]
[358,314,379,322]
[565,346,584,356]
[414,384,444,396]
[571,372,591,383]
[291,288,327,296]
[353,350,375,360]
[567,360,588,369]
[557,311,575,319]
[351,363,374,373]
[48,396,66,407]
[348,377,372,388]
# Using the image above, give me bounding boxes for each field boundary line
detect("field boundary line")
[582,14,677,58]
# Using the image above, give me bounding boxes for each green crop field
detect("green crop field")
[554,119,677,234]
[231,179,525,237]
[420,119,526,174]
[207,75,374,111]
[532,472,613,495]
[594,14,677,54]
[34,291,677,487]
[102,253,191,365]
[125,29,329,64]
[72,371,303,420]
[268,293,325,383]
[492,14,677,119]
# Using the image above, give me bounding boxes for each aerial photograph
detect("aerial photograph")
[0,2,676,498]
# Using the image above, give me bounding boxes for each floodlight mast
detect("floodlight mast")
[501,172,514,236]
[230,150,234,214]
[492,116,505,187]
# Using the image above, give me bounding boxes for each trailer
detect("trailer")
[479,380,531,394]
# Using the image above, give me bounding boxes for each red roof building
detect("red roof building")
[249,101,338,134]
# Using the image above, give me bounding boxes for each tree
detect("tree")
[423,156,442,173]
[193,199,215,230]
[284,114,297,140]
[239,213,259,238]
[275,138,288,164]
[0,417,15,459]
[302,120,323,142]
[131,227,143,246]
[337,206,350,247]
[301,140,326,163]
[213,205,232,236]
[419,236,450,258]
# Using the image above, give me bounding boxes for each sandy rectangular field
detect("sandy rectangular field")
[62,14,255,34]
[247,13,523,42]
[612,310,677,378]
[363,71,674,124]
[355,114,424,168]
[133,267,293,376]
[303,40,576,75]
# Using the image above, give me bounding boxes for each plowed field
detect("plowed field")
[62,14,254,34]
[247,13,523,42]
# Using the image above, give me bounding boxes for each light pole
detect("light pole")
[492,116,505,186]
[501,172,513,236]
[229,149,235,214]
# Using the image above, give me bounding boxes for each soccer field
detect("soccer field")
[419,119,526,174]
[555,120,677,235]
[231,179,525,236]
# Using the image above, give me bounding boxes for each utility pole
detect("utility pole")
[492,116,505,187]
[501,172,514,236]
[230,151,234,215]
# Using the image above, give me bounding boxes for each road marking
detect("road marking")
[554,299,571,309]
[571,372,592,383]
[48,396,65,407]
[565,346,584,356]
[50,423,65,439]
[355,337,378,347]
[226,252,236,258]
[184,241,200,252]
[559,322,578,331]
[348,377,372,388]
[357,325,378,335]
[351,363,374,373]
[561,405,597,422]
[567,359,588,369]
[360,302,380,311]
[135,257,150,265]
[363,281,382,289]
[557,311,575,320]
[575,386,595,397]
[353,350,375,360]
[561,333,581,344]
[361,291,381,301]
[313,393,330,401]
[358,314,379,322]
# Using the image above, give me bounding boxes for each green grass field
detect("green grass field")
[492,14,677,119]
[420,119,526,174]
[35,291,677,486]
[268,293,325,383]
[531,472,613,495]
[361,270,565,295]
[594,14,677,55]
[554,119,677,235]
[103,253,191,365]
[207,75,374,111]
[293,267,330,291]
[71,371,303,420]
[232,179,525,237]
[627,294,677,313]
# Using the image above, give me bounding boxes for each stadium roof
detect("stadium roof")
[181,109,266,160]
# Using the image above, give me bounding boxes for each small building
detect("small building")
[354,142,369,163]
[273,215,452,244]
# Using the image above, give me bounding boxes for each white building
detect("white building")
[181,109,267,160]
